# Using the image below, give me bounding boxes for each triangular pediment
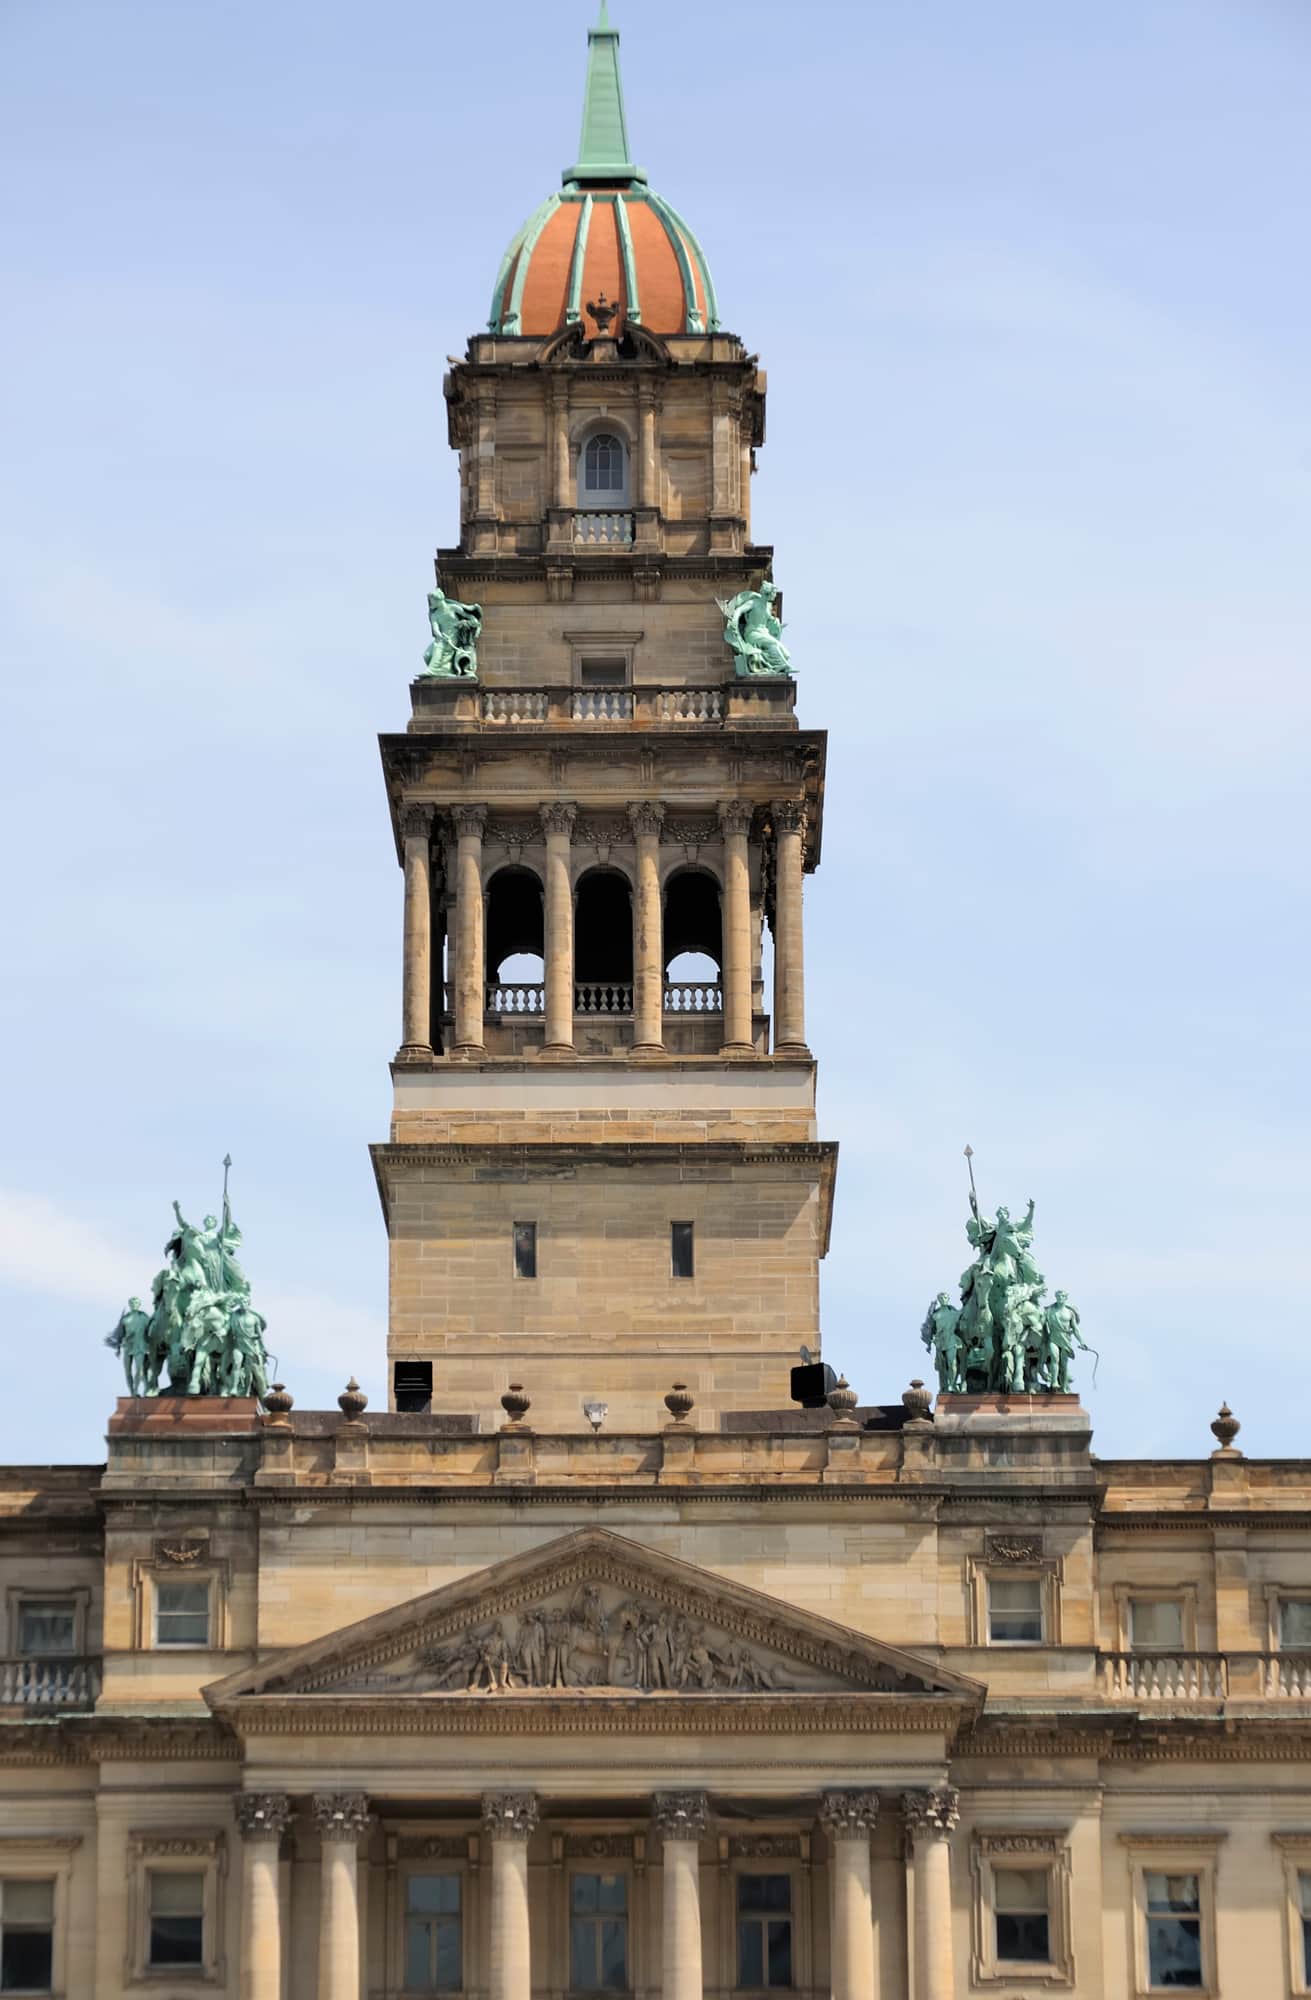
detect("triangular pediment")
[206,1527,981,1706]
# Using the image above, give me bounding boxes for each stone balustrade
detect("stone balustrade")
[479,685,725,727]
[1100,1651,1229,1700]
[486,983,546,1015]
[573,509,634,544]
[664,981,723,1013]
[575,981,634,1016]
[0,1656,100,1708]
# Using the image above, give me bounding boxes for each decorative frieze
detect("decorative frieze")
[985,1533,1043,1564]
[153,1536,207,1567]
[398,1835,474,1861]
[728,1835,802,1859]
[566,1833,635,1859]
[818,1790,880,1838]
[652,1792,709,1840]
[235,1793,293,1842]
[481,1791,540,1842]
[312,1793,372,1842]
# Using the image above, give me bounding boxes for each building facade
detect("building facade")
[3,14,1311,2000]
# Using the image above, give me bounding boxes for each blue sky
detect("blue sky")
[0,0,1307,1463]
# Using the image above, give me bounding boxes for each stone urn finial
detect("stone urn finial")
[1210,1402,1241,1453]
[338,1377,368,1423]
[501,1383,531,1426]
[262,1383,294,1426]
[664,1382,695,1424]
[902,1379,933,1423]
[826,1375,860,1428]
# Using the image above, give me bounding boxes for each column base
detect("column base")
[539,1042,579,1059]
[449,1042,487,1059]
[718,1040,755,1058]
[394,1043,434,1065]
[772,1041,812,1058]
[631,1042,667,1058]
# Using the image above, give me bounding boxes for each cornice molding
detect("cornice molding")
[219,1695,970,1738]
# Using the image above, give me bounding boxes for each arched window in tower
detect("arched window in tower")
[574,868,634,1017]
[485,866,545,1014]
[579,431,629,504]
[663,868,723,1014]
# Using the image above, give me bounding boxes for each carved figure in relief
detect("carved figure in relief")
[718,578,793,678]
[514,1609,547,1687]
[421,585,483,679]
[468,1622,513,1693]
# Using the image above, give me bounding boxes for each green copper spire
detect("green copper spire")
[564,2,646,186]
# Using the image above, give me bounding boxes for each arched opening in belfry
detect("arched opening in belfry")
[574,868,634,1012]
[485,867,545,1000]
[663,868,723,1006]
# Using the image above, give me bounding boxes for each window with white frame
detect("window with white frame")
[153,1579,211,1648]
[15,1603,76,1659]
[1143,1871,1203,1989]
[147,1869,205,1968]
[569,1872,628,1992]
[987,1575,1044,1644]
[404,1872,462,1992]
[1129,1599,1186,1652]
[579,433,628,504]
[0,1878,54,1994]
[971,1833,1073,1986]
[736,1873,793,1988]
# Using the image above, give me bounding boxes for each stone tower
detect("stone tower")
[375,7,832,1431]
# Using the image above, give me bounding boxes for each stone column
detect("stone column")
[452,805,488,1053]
[653,1793,707,2000]
[482,1792,539,2000]
[629,801,665,1054]
[399,803,434,1058]
[819,1791,878,2000]
[902,1788,959,2000]
[718,801,754,1054]
[313,1793,370,2000]
[540,802,577,1054]
[771,798,809,1054]
[638,386,659,509]
[237,1793,293,2000]
[551,382,572,509]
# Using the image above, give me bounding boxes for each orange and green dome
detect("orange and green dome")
[489,5,721,341]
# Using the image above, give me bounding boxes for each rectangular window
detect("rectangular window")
[1144,1871,1202,1989]
[993,1867,1051,1964]
[513,1222,537,1281]
[987,1576,1044,1644]
[147,1871,205,1968]
[404,1873,462,1992]
[1130,1600,1185,1652]
[16,1603,76,1658]
[1281,1600,1311,1649]
[1300,1871,1311,1987]
[671,1222,695,1281]
[736,1874,793,1988]
[0,1879,54,1994]
[578,657,629,686]
[153,1580,210,1648]
[569,1873,628,1992]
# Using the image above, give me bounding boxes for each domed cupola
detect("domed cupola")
[488,3,720,341]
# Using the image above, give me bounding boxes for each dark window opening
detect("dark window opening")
[672,1222,695,1281]
[513,1223,538,1281]
[1145,1872,1203,1989]
[570,1873,628,1992]
[574,869,634,987]
[394,1360,433,1415]
[404,1872,462,1992]
[737,1875,793,1989]
[147,1872,204,1968]
[578,657,629,687]
[663,870,722,982]
[1,1879,54,1994]
[485,868,544,986]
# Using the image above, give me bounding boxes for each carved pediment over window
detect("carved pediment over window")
[205,1528,982,1712]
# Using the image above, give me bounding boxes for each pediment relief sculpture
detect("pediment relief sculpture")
[207,1527,982,1709]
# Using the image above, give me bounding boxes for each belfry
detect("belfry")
[377,1,831,1432]
[5,14,1311,2000]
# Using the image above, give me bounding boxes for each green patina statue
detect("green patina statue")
[920,1158,1094,1396]
[718,579,793,677]
[105,1162,273,1400]
[421,584,483,679]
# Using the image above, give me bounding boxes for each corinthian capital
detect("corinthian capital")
[312,1793,372,1842]
[818,1789,880,1838]
[772,797,807,837]
[399,801,435,840]
[652,1791,710,1841]
[482,1791,540,1842]
[628,801,665,839]
[717,800,754,839]
[235,1793,293,1842]
[452,803,489,840]
[901,1786,960,1841]
[540,801,578,839]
